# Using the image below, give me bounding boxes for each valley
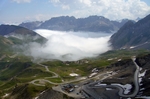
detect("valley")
[0,12,150,99]
[0,49,150,99]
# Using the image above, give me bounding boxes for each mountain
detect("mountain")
[0,24,40,36]
[19,15,129,33]
[0,36,14,52]
[110,14,150,49]
[0,24,46,44]
[19,21,43,30]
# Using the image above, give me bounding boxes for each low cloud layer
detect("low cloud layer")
[23,29,112,61]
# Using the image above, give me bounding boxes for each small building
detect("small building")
[62,84,75,93]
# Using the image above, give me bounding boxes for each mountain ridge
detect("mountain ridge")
[19,15,129,33]
[0,24,40,36]
[0,24,46,44]
[110,14,150,49]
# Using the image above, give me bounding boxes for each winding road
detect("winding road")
[30,63,86,86]
[30,63,60,86]
[82,57,140,99]
[31,58,140,99]
[37,63,59,78]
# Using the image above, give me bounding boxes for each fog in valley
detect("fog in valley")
[22,29,112,61]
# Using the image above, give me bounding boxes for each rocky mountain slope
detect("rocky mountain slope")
[110,14,150,49]
[135,54,150,97]
[19,16,128,32]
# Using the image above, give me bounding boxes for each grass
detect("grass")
[0,62,32,80]
[100,49,150,60]
[27,84,47,97]
[0,79,18,90]
[17,68,53,78]
[0,49,150,99]
[45,78,62,83]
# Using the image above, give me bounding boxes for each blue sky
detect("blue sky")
[0,0,150,24]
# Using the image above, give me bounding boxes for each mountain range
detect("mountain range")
[0,14,150,99]
[110,14,150,50]
[1,14,150,50]
[19,15,129,32]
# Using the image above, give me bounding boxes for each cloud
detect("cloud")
[50,0,60,3]
[12,0,31,3]
[50,0,72,10]
[22,29,112,62]
[2,0,150,24]
[62,4,70,10]
[79,0,92,7]
[24,14,52,22]
[50,0,150,20]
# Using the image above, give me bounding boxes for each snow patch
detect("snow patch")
[88,72,97,78]
[130,46,135,49]
[107,58,113,61]
[69,73,79,77]
[118,59,122,61]
[139,70,146,77]
[139,78,143,85]
[111,84,132,94]
[95,83,107,86]
[3,93,9,97]
[106,88,113,90]
[140,88,145,91]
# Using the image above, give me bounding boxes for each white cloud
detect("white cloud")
[50,0,60,3]
[6,0,150,24]
[50,0,73,10]
[22,29,112,62]
[78,0,92,7]
[24,14,53,22]
[62,4,70,10]
[51,0,150,20]
[12,0,31,3]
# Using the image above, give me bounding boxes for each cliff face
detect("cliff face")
[136,54,150,68]
[135,54,150,96]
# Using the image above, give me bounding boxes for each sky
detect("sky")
[0,0,150,24]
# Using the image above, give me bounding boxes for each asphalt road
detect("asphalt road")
[31,58,140,99]
[30,63,60,86]
[30,64,87,86]
[82,57,140,99]
[37,63,59,78]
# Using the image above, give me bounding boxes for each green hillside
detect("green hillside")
[0,36,13,52]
